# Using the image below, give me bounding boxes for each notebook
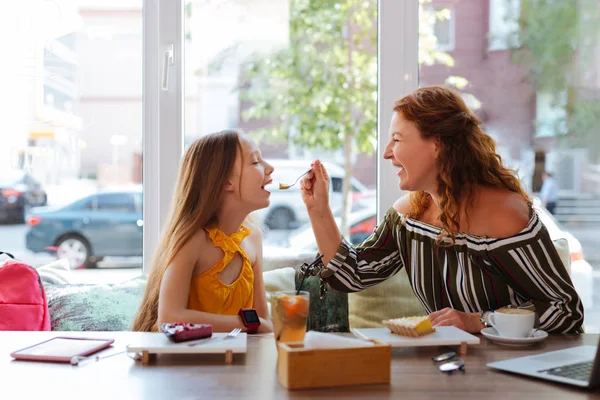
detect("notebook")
[487,336,599,388]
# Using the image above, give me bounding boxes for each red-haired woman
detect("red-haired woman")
[301,86,584,334]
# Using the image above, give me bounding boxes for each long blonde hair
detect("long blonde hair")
[132,130,242,332]
[393,86,531,242]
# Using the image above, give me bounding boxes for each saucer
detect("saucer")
[480,327,548,347]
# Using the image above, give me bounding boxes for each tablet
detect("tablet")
[10,337,115,363]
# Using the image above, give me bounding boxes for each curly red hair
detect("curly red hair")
[393,86,531,242]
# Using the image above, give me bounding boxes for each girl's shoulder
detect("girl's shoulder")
[242,219,263,241]
[181,227,220,260]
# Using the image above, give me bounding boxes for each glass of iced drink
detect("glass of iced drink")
[271,290,310,346]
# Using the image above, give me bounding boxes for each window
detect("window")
[432,6,455,51]
[96,193,136,213]
[420,0,599,333]
[488,0,520,51]
[183,0,379,238]
[69,196,94,211]
[331,178,343,193]
[5,1,143,279]
[535,91,567,138]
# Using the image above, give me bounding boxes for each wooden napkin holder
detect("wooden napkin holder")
[277,340,391,390]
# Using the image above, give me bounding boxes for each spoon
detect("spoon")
[278,169,311,190]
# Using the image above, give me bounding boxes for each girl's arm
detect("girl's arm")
[157,231,247,332]
[246,224,271,320]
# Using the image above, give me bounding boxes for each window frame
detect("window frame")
[143,0,419,273]
[143,0,184,272]
[377,0,418,221]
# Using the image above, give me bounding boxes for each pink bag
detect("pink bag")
[0,252,51,331]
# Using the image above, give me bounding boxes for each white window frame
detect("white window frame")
[142,0,418,272]
[143,0,184,272]
[377,0,418,220]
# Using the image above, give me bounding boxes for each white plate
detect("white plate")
[480,327,548,347]
[352,326,480,347]
[126,332,247,354]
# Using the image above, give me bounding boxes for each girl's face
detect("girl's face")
[383,112,439,193]
[226,135,274,212]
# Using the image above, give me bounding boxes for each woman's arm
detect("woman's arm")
[308,206,342,266]
[320,210,405,293]
[157,232,247,332]
[301,160,404,293]
[490,222,584,333]
[301,160,342,265]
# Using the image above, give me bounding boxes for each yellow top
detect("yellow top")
[187,225,254,315]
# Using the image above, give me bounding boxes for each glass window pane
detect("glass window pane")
[96,193,136,212]
[184,0,378,262]
[3,1,144,282]
[419,0,599,332]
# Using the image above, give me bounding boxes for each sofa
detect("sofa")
[42,261,355,332]
[41,237,574,332]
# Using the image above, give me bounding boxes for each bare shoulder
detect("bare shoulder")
[475,187,530,238]
[393,194,411,214]
[241,219,263,267]
[175,227,209,261]
[244,219,264,246]
[172,227,222,273]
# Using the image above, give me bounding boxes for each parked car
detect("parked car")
[263,205,377,257]
[0,170,47,223]
[253,159,371,230]
[25,188,143,269]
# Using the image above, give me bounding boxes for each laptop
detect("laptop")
[487,336,599,388]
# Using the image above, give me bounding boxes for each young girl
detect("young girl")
[132,129,275,333]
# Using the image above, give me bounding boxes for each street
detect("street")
[1,222,598,332]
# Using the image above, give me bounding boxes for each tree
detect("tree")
[512,0,600,161]
[240,0,462,235]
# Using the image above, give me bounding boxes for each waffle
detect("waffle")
[382,316,435,337]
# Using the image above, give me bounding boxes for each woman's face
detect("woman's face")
[383,112,439,192]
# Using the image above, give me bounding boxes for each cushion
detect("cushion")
[263,267,296,294]
[349,269,425,329]
[44,276,147,331]
[295,273,349,333]
[553,238,571,276]
[37,258,72,285]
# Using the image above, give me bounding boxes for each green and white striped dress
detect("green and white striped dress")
[320,207,584,333]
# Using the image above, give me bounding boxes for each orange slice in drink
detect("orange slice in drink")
[278,295,309,328]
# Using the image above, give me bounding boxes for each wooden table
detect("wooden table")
[1,331,598,399]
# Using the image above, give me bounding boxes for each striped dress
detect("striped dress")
[320,207,584,333]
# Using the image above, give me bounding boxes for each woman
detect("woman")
[300,86,584,334]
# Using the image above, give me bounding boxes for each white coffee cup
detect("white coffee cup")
[488,308,536,338]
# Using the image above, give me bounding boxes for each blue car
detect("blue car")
[26,188,143,268]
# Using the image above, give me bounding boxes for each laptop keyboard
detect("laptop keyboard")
[539,361,593,381]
